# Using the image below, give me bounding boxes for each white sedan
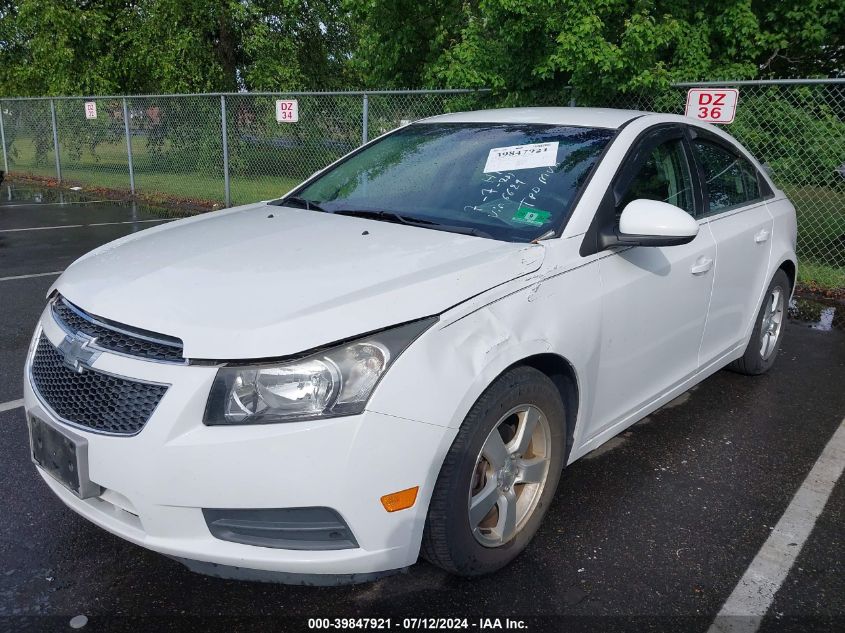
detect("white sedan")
[24,107,796,583]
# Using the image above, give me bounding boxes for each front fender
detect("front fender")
[368,301,559,430]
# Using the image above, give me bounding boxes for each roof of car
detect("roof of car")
[420,107,646,129]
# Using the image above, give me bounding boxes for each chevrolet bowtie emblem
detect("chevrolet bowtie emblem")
[58,332,101,373]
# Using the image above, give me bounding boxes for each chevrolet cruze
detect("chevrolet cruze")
[24,108,797,584]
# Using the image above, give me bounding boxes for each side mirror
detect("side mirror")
[600,199,698,250]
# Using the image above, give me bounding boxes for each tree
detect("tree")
[0,0,357,96]
[346,0,464,88]
[0,0,155,95]
[1,0,843,99]
[754,0,845,78]
[352,0,845,104]
[238,0,357,91]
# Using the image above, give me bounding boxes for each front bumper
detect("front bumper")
[24,311,455,578]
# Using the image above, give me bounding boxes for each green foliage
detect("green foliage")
[1,1,842,101]
[797,261,845,292]
[345,0,465,88]
[352,0,845,104]
[0,0,148,95]
[729,88,845,188]
[0,0,357,96]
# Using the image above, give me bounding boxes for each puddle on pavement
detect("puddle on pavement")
[0,182,191,220]
[788,296,843,332]
[0,183,80,204]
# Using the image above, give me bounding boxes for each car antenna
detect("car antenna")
[531,230,555,244]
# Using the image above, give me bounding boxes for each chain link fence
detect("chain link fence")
[0,89,491,208]
[600,79,844,279]
[0,82,842,280]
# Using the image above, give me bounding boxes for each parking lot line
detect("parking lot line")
[0,224,84,232]
[0,218,171,233]
[0,398,24,413]
[87,218,172,227]
[0,271,63,282]
[0,200,112,208]
[708,416,845,633]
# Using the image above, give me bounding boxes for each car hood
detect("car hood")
[53,203,545,359]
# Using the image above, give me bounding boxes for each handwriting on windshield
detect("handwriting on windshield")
[465,165,556,219]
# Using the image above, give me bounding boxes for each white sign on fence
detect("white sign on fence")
[685,89,738,124]
[275,99,299,123]
[84,101,97,120]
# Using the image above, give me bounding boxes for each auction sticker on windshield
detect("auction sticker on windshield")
[512,206,551,226]
[484,142,559,173]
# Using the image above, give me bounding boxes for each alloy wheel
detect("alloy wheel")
[468,404,552,547]
[760,286,785,360]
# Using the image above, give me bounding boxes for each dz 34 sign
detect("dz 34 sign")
[275,99,299,123]
[685,89,738,124]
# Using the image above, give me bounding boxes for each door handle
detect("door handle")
[755,229,771,243]
[690,257,713,275]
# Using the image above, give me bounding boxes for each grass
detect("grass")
[797,261,845,292]
[781,185,844,291]
[6,138,301,206]
[785,185,845,243]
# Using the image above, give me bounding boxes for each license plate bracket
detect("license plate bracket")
[28,414,101,499]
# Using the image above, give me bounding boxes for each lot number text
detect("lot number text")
[275,99,299,123]
[685,89,738,124]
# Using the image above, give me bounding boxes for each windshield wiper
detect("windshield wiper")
[274,196,325,211]
[429,223,496,239]
[333,209,436,226]
[333,209,495,239]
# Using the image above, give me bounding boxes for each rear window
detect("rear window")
[693,140,761,212]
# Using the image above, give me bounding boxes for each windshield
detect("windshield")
[281,122,616,242]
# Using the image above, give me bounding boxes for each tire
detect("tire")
[421,366,566,576]
[728,269,790,376]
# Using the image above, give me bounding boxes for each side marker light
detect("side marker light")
[380,486,419,512]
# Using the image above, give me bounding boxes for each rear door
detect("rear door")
[584,125,717,440]
[690,130,775,366]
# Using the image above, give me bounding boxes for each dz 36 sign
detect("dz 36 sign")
[685,89,738,124]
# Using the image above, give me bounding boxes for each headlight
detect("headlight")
[203,317,436,425]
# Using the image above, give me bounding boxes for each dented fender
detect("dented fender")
[367,235,605,468]
[367,298,553,429]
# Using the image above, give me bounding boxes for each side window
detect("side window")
[693,141,760,212]
[618,139,695,217]
[740,162,761,200]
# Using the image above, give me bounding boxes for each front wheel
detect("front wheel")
[729,269,790,375]
[421,366,565,576]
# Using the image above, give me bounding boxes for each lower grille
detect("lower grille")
[30,334,168,435]
[202,507,359,550]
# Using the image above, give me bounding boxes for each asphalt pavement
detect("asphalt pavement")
[0,183,842,633]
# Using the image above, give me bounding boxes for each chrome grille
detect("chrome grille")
[30,334,168,435]
[52,296,185,363]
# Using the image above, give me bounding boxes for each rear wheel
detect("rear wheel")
[729,269,790,375]
[421,366,565,576]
